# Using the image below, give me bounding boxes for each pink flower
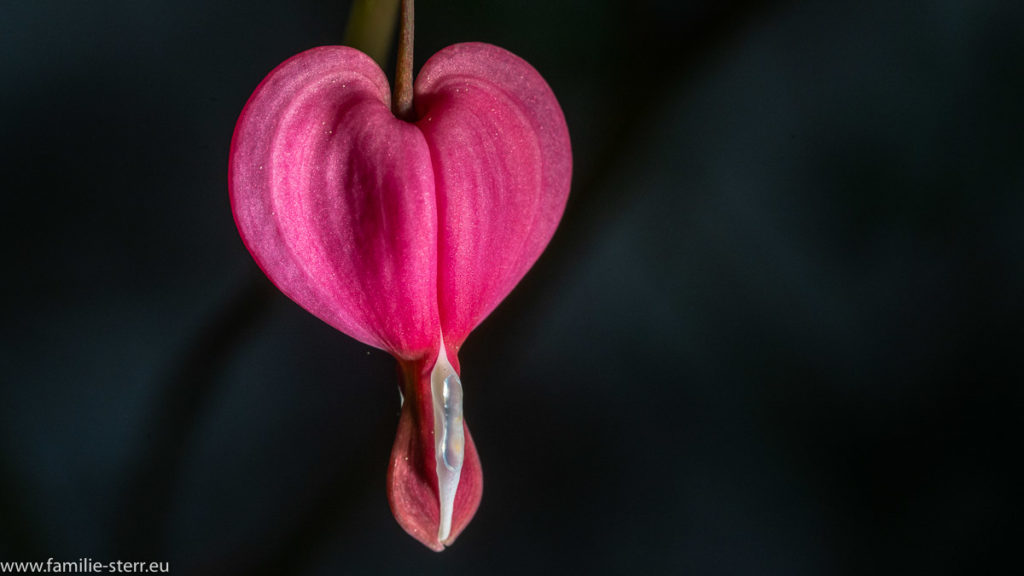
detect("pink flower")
[229,42,571,550]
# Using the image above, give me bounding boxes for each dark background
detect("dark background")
[2,0,1021,574]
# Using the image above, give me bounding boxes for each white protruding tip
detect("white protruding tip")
[430,335,465,544]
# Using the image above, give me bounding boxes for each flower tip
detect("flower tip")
[386,416,482,551]
[386,357,482,551]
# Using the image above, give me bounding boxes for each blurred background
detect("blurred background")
[2,0,1021,574]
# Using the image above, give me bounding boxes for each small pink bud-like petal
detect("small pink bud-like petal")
[415,43,573,346]
[388,351,482,551]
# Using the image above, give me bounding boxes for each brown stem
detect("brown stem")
[392,0,415,121]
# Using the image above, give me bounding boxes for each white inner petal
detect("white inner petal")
[430,334,464,543]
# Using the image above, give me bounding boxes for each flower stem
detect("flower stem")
[392,0,415,121]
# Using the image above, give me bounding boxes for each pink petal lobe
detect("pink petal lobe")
[230,46,440,358]
[414,42,573,347]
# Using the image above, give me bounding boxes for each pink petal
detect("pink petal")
[229,46,440,360]
[415,43,573,348]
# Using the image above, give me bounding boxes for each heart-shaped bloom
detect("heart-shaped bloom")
[229,42,571,550]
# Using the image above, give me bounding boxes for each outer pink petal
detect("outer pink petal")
[230,46,440,359]
[414,43,573,348]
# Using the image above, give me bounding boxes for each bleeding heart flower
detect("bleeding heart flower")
[229,41,570,550]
